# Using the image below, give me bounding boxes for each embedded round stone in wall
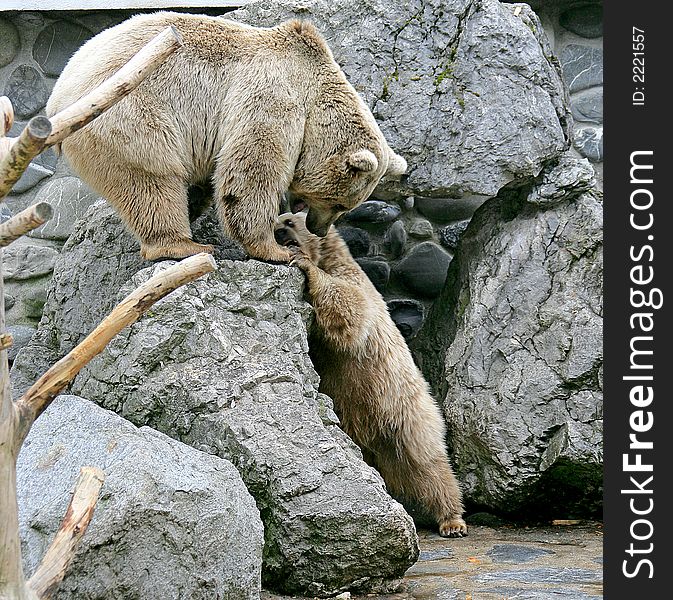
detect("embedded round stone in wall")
[387,299,424,340]
[356,258,390,293]
[0,18,21,68]
[78,12,124,35]
[439,220,470,251]
[4,294,16,311]
[9,163,55,195]
[571,88,603,124]
[2,244,59,281]
[29,176,99,240]
[4,65,49,119]
[33,20,92,77]
[337,225,370,258]
[560,4,603,39]
[6,325,36,363]
[1,203,11,224]
[394,242,452,299]
[384,220,407,258]
[416,196,487,223]
[574,127,603,162]
[23,283,48,319]
[343,200,401,224]
[408,218,434,239]
[560,45,603,93]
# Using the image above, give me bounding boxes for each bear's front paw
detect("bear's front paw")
[289,247,314,271]
[438,517,468,538]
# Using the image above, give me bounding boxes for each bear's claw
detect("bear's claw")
[438,517,468,538]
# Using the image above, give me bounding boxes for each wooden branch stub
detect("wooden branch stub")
[0,96,13,137]
[0,333,13,351]
[15,253,216,447]
[27,466,105,600]
[0,202,53,248]
[0,116,53,201]
[45,26,183,148]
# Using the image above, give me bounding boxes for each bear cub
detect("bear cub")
[46,12,406,261]
[275,212,467,537]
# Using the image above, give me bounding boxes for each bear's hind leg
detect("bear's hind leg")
[101,168,213,260]
[375,432,467,537]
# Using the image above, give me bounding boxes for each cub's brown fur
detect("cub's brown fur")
[46,12,406,261]
[275,212,467,537]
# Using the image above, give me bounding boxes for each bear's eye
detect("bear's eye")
[284,219,295,228]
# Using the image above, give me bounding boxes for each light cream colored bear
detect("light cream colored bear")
[275,212,467,537]
[46,12,406,261]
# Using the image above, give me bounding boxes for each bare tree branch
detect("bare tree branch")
[0,333,13,351]
[0,203,54,248]
[0,117,52,201]
[45,26,183,148]
[15,253,216,448]
[27,467,105,600]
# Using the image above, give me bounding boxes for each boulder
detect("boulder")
[12,204,419,597]
[17,395,263,600]
[230,0,571,198]
[1,243,59,281]
[412,156,603,518]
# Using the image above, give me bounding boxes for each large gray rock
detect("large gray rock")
[18,395,263,600]
[10,202,146,392]
[12,204,419,596]
[413,156,603,517]
[229,0,570,197]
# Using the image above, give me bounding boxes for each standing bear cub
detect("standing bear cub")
[275,212,467,538]
[46,12,407,261]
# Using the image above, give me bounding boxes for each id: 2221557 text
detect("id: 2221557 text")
[632,27,645,106]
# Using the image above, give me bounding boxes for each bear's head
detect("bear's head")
[289,65,407,237]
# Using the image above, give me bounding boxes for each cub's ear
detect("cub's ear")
[346,149,378,173]
[386,151,407,177]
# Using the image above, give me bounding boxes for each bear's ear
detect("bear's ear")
[346,149,379,173]
[385,152,408,177]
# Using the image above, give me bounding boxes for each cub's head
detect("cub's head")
[274,212,325,265]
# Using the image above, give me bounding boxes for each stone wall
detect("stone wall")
[533,1,603,184]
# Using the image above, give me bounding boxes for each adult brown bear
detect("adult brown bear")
[47,12,406,261]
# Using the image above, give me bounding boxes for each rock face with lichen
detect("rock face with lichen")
[413,156,603,518]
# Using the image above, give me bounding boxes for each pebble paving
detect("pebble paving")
[262,523,603,600]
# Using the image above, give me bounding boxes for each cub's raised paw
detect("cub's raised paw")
[439,517,468,538]
[289,246,314,271]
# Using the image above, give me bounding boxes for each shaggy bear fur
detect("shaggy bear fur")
[47,12,406,261]
[275,212,467,537]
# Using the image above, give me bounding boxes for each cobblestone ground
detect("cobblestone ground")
[263,522,603,600]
